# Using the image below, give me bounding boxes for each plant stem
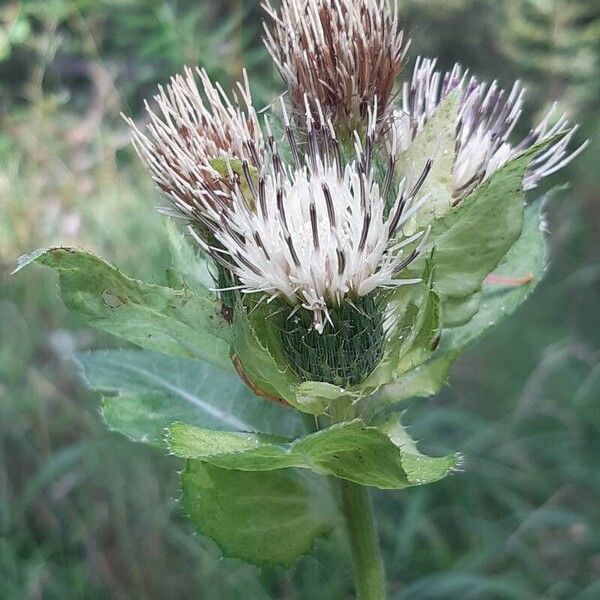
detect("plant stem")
[340,478,386,600]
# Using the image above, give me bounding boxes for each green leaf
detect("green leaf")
[374,351,459,406]
[419,146,547,300]
[165,221,214,289]
[429,162,524,298]
[442,291,482,328]
[181,463,336,566]
[168,418,459,490]
[379,197,549,406]
[232,305,300,405]
[396,91,460,230]
[15,248,232,370]
[363,253,441,391]
[441,197,549,352]
[380,416,461,485]
[291,382,344,415]
[76,350,306,445]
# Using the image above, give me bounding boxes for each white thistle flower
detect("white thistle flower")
[123,66,263,224]
[190,103,432,333]
[263,0,409,129]
[126,68,432,334]
[395,57,588,199]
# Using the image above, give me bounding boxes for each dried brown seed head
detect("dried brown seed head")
[263,0,409,133]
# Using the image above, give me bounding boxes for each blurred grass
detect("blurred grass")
[1,1,599,598]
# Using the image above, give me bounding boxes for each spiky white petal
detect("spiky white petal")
[195,105,430,332]
[396,57,587,199]
[207,158,425,332]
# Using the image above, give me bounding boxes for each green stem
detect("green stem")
[340,478,387,600]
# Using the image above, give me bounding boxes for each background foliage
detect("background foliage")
[1,0,599,598]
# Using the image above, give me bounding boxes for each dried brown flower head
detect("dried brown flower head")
[123,67,263,225]
[263,0,408,133]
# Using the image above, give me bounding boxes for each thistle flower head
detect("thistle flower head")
[396,58,587,199]
[263,0,409,132]
[190,103,431,333]
[124,66,263,224]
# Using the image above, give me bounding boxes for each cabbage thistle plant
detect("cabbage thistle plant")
[17,0,586,598]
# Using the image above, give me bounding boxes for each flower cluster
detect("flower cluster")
[127,0,583,388]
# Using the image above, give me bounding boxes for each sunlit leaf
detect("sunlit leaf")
[168,418,459,490]
[15,248,232,370]
[380,197,549,406]
[441,197,549,351]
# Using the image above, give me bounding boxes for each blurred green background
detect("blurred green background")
[0,1,599,598]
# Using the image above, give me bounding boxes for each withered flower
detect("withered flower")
[263,0,409,132]
[124,67,263,225]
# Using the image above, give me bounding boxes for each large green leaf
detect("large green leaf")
[420,146,545,300]
[396,92,459,230]
[76,350,306,444]
[168,418,459,490]
[15,248,232,370]
[181,463,336,566]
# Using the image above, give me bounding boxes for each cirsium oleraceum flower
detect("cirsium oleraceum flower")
[128,68,431,335]
[395,57,588,201]
[263,0,409,133]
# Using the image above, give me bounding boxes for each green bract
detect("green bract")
[396,92,460,231]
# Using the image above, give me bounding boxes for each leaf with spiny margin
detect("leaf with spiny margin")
[378,196,549,407]
[397,91,460,231]
[15,248,232,370]
[375,351,460,406]
[181,463,336,566]
[75,350,306,445]
[379,415,461,484]
[167,418,459,490]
